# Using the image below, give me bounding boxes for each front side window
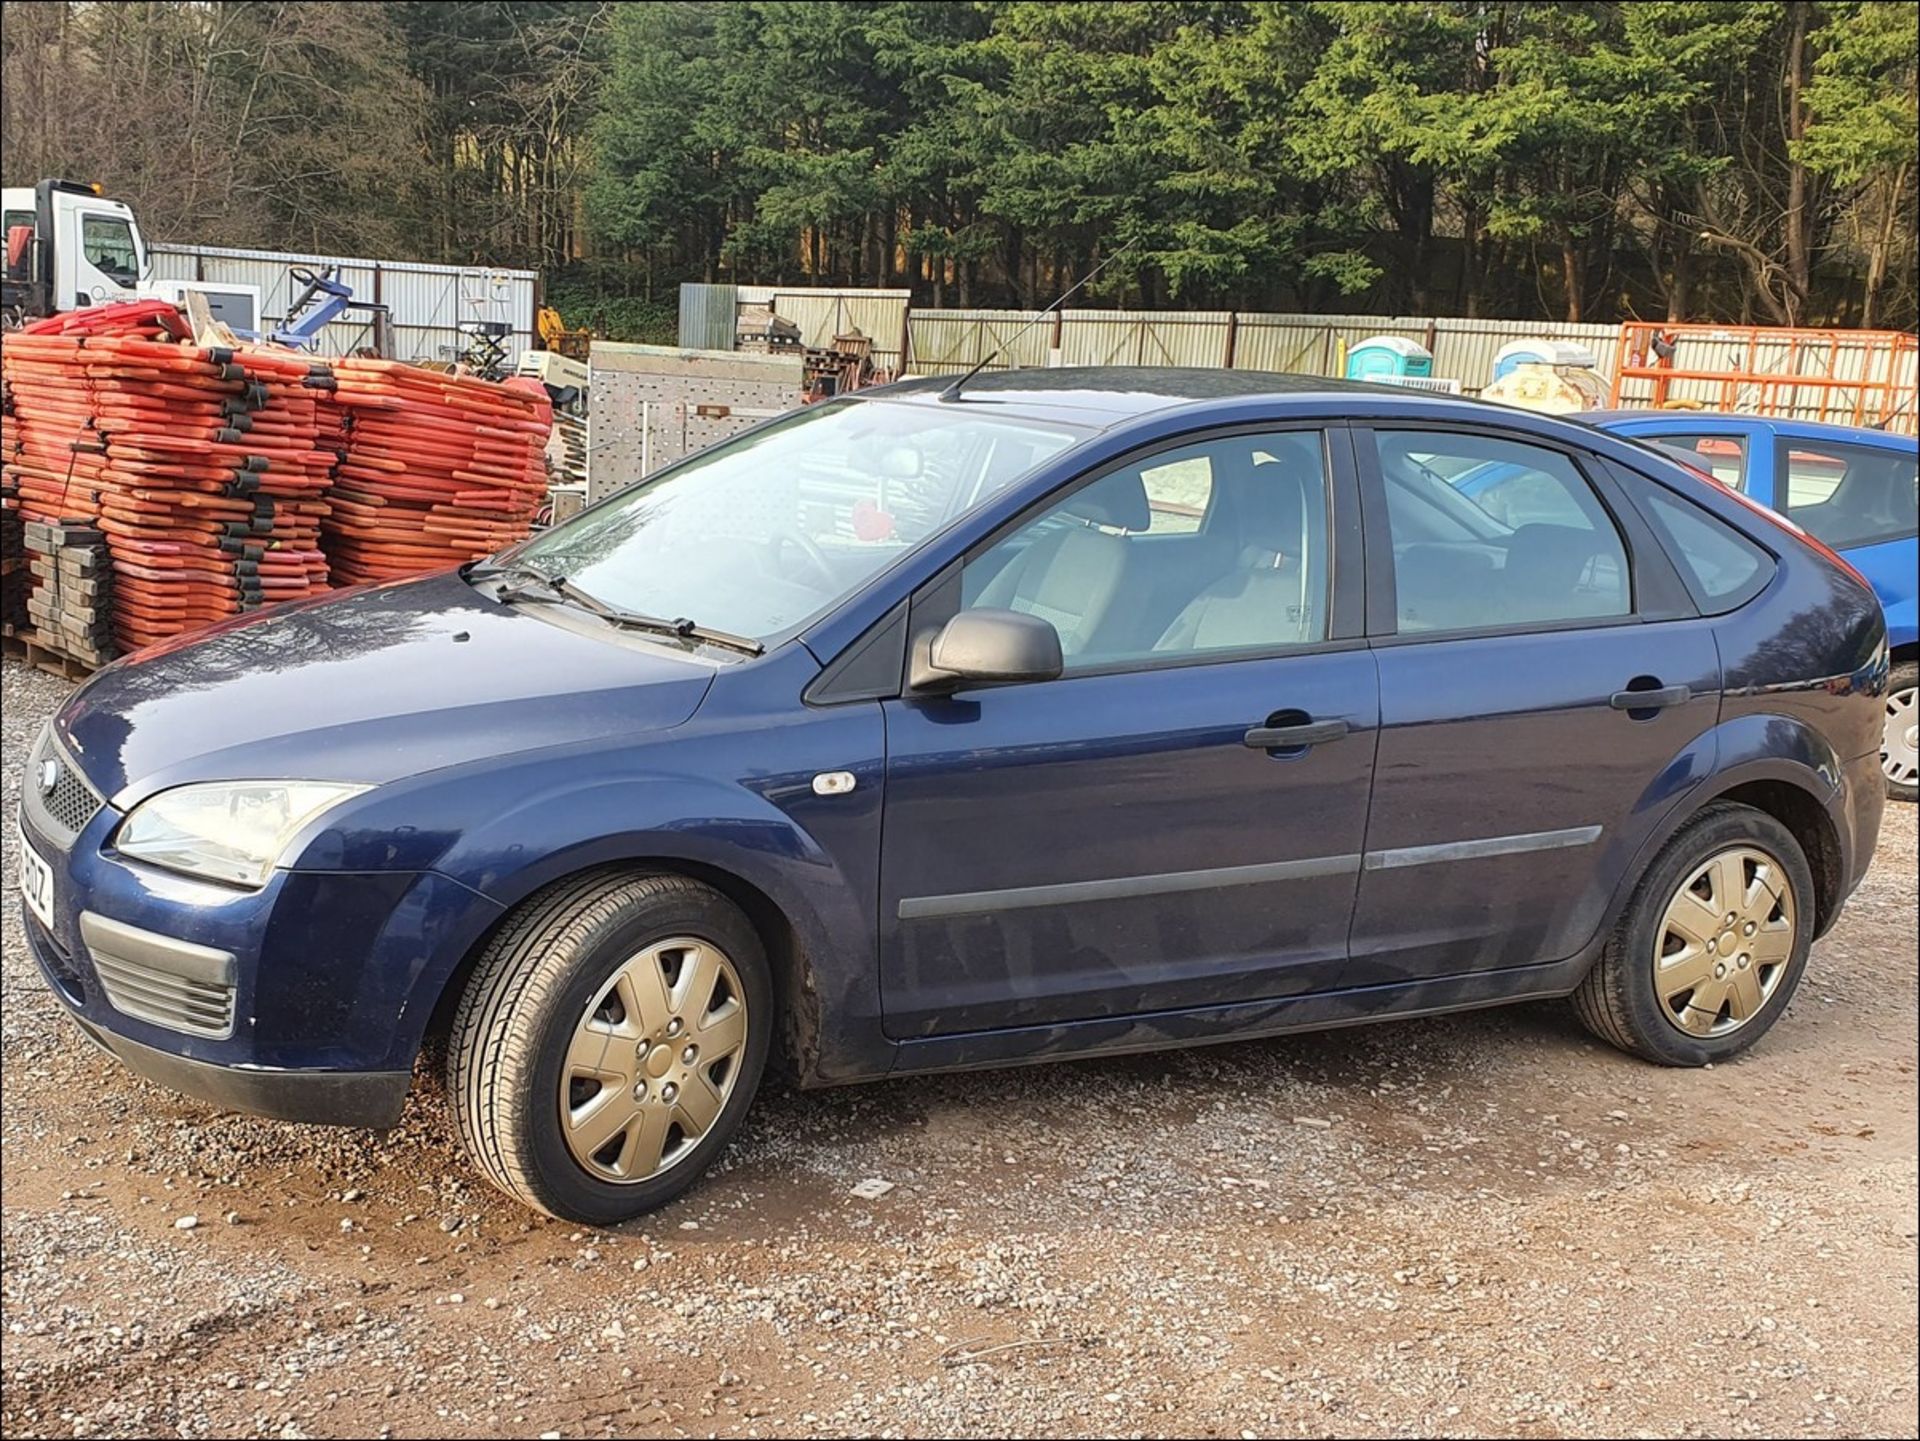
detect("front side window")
[508,399,1084,643]
[1376,430,1630,633]
[1778,440,1918,550]
[1641,432,1749,490]
[80,214,138,286]
[959,430,1332,669]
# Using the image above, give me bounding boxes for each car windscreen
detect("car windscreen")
[502,398,1086,643]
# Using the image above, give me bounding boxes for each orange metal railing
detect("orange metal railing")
[1610,323,1918,435]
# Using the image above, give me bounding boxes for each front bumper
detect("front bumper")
[63,998,410,1128]
[25,907,411,1127]
[15,769,501,1128]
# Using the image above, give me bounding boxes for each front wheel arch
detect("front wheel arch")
[419,855,819,1086]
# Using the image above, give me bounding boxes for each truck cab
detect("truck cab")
[3,179,149,322]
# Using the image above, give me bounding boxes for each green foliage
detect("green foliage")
[1797,1,1918,186]
[542,275,676,345]
[3,1,1913,327]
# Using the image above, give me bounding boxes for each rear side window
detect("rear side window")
[1777,440,1919,550]
[1637,486,1774,613]
[1373,430,1630,634]
[1642,433,1749,490]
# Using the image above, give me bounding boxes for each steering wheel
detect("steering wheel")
[768,529,836,588]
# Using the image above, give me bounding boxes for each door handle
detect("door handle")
[1244,718,1350,750]
[1610,683,1691,712]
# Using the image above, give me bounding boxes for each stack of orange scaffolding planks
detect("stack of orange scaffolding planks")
[324,361,552,584]
[1,303,335,655]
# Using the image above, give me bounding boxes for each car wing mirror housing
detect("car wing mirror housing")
[912,608,1064,692]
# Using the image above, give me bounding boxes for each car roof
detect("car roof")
[1581,409,1918,447]
[867,366,1495,425]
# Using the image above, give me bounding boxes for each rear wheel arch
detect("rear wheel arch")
[1586,765,1844,973]
[1707,779,1843,936]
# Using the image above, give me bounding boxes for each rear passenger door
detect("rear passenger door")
[1348,426,1722,985]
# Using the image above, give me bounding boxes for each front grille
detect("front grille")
[22,725,104,846]
[90,953,236,1038]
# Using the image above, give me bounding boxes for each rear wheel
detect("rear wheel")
[1883,659,1918,803]
[448,870,771,1223]
[1573,803,1813,1066]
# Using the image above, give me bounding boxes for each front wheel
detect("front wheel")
[447,870,771,1223]
[1883,658,1918,803]
[1572,803,1813,1066]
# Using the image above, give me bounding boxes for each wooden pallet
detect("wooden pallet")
[1,626,99,682]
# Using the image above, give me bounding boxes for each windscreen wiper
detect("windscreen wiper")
[493,570,765,656]
[462,558,543,585]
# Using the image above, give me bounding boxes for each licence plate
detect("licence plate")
[16,820,56,933]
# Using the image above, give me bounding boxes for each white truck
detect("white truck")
[3,179,260,330]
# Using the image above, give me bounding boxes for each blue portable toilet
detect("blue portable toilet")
[1491,338,1598,382]
[1345,335,1433,381]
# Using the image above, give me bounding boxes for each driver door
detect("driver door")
[877,426,1379,1039]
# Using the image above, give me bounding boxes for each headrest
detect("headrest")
[1065,471,1151,533]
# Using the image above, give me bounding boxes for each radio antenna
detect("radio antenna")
[938,237,1140,403]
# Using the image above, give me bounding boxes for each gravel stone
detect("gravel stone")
[3,656,1915,1438]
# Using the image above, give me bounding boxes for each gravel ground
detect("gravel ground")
[3,654,1915,1440]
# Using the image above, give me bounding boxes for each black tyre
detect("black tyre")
[1572,803,1814,1066]
[448,869,771,1224]
[1883,658,1917,803]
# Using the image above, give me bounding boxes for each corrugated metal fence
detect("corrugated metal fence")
[149,243,539,365]
[907,308,1620,393]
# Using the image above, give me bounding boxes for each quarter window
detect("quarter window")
[1638,486,1773,611]
[959,430,1332,669]
[1778,441,1918,550]
[1374,430,1631,633]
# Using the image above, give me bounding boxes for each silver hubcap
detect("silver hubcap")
[560,937,749,1183]
[1654,846,1796,1038]
[1885,685,1918,789]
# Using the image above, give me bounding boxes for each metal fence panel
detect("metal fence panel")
[149,243,538,364]
[1059,310,1234,368]
[907,309,1055,374]
[765,289,912,373]
[1432,318,1619,391]
[679,283,739,352]
[1231,313,1411,376]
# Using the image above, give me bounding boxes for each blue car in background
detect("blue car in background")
[1585,414,1917,802]
[17,372,1891,1223]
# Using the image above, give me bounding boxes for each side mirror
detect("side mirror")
[915,608,1063,691]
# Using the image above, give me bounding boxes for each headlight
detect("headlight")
[116,781,371,888]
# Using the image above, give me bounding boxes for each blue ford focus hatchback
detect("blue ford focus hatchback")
[18,370,1888,1223]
